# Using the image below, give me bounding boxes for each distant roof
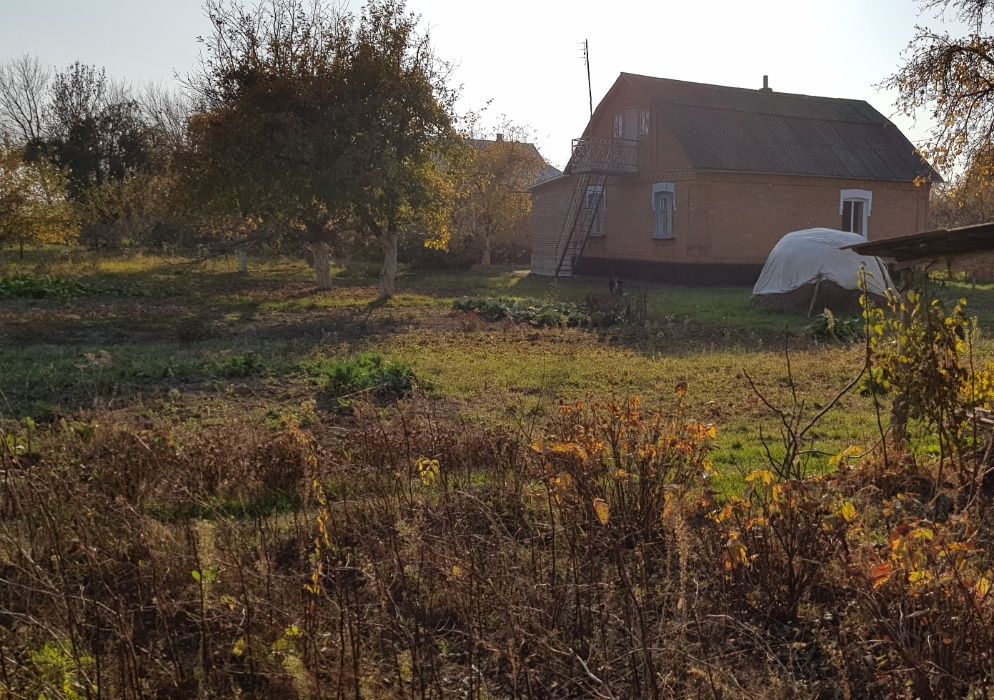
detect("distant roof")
[469,138,562,185]
[617,73,941,183]
[848,222,994,266]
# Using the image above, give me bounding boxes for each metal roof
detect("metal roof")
[622,73,941,183]
[847,222,994,265]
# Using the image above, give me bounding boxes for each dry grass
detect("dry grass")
[5,251,994,696]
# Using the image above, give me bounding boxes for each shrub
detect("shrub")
[0,275,89,300]
[316,353,417,408]
[452,296,620,327]
[806,308,864,341]
[208,351,269,378]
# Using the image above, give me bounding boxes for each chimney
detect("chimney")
[496,133,504,142]
[760,75,771,92]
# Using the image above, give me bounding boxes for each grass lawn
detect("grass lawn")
[3,249,993,492]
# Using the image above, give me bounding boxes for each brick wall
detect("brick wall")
[529,177,575,275]
[583,172,931,267]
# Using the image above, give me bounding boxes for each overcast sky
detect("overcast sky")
[0,0,962,169]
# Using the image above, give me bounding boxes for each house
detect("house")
[469,134,562,185]
[530,73,940,283]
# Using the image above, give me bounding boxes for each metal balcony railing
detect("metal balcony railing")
[570,137,638,175]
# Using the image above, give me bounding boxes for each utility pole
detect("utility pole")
[583,39,593,116]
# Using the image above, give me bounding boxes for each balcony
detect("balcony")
[570,137,638,175]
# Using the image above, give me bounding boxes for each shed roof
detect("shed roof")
[618,73,940,183]
[847,222,994,266]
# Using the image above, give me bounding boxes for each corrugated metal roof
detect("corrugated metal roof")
[848,222,994,263]
[622,73,941,182]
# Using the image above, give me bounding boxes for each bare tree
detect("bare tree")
[0,55,51,143]
[888,0,994,175]
[140,82,191,146]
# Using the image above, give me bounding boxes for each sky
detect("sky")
[0,0,964,170]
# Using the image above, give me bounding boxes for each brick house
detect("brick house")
[530,73,940,283]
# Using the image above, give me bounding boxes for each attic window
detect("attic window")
[613,113,624,139]
[840,189,872,237]
[638,110,649,137]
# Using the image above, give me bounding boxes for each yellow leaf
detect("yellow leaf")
[416,457,440,487]
[911,527,935,542]
[745,469,775,486]
[725,533,749,570]
[451,565,465,579]
[232,637,247,657]
[839,501,858,523]
[593,498,610,526]
[529,439,544,453]
[829,445,862,467]
[976,575,992,599]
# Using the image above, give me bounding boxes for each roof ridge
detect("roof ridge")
[620,71,877,109]
[661,100,892,129]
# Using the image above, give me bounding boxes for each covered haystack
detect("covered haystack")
[752,228,893,314]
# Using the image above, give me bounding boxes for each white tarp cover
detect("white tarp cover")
[752,228,893,297]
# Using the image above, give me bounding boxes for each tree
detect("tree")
[25,63,158,248]
[0,55,50,144]
[0,144,77,257]
[453,127,545,267]
[888,0,994,176]
[930,152,994,228]
[186,0,457,294]
[39,63,153,200]
[343,0,458,299]
[185,0,352,288]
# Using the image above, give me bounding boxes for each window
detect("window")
[583,186,606,237]
[840,189,872,237]
[652,183,675,239]
[613,113,624,139]
[638,110,650,137]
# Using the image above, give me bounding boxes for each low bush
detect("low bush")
[207,351,269,378]
[806,308,864,341]
[453,295,621,327]
[315,352,417,408]
[0,275,90,300]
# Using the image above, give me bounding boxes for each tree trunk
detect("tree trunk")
[18,239,24,260]
[237,248,248,274]
[481,232,492,267]
[378,231,399,300]
[313,240,332,290]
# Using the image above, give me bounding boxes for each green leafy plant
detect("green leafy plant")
[453,296,620,328]
[316,353,417,409]
[807,308,864,341]
[208,351,269,378]
[864,289,994,483]
[0,275,90,300]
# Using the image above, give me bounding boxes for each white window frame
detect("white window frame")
[839,189,872,237]
[652,182,675,239]
[584,186,606,237]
